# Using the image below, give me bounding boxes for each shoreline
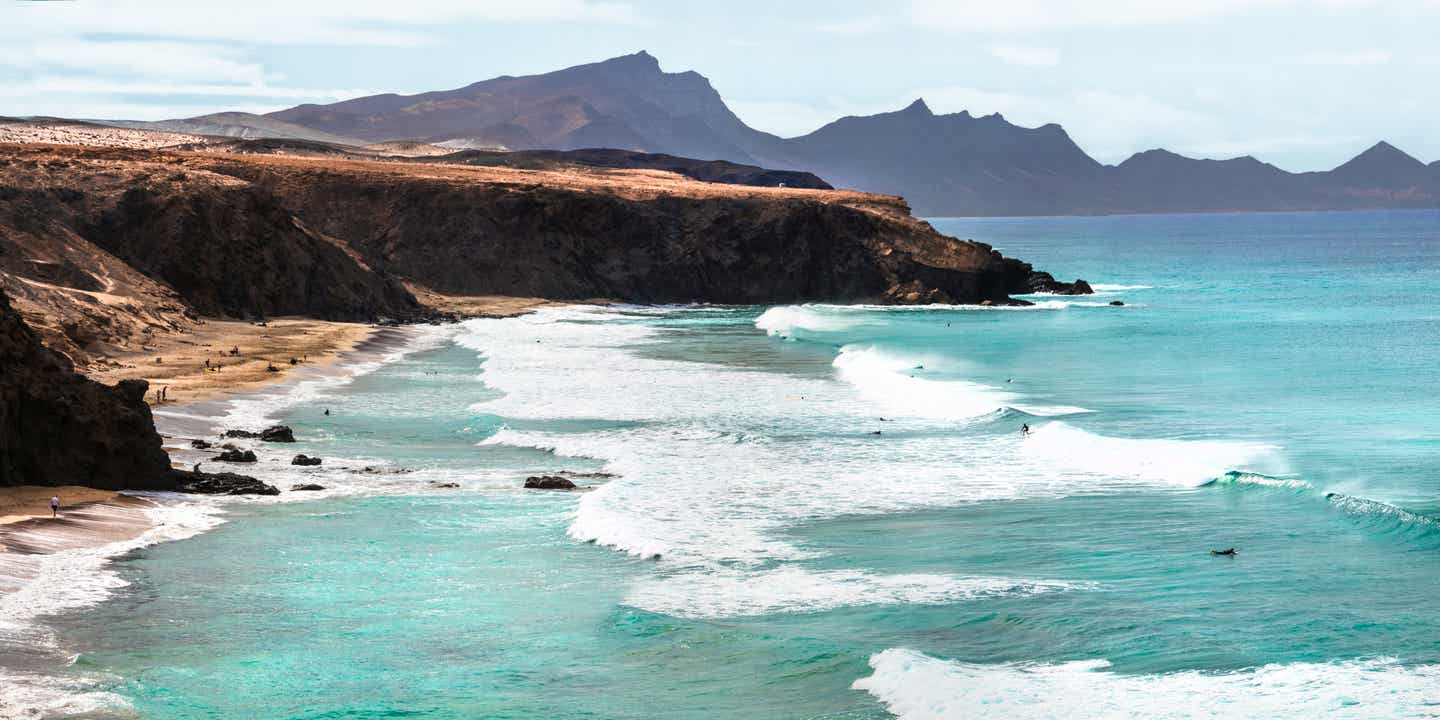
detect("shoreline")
[85,316,380,408]
[0,315,472,718]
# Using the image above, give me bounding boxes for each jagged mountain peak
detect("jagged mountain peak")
[901,98,932,115]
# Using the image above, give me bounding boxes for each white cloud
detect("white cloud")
[0,41,268,84]
[1300,49,1393,65]
[907,0,1295,31]
[987,44,1060,67]
[1,0,649,46]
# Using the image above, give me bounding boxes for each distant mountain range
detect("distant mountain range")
[110,51,1440,216]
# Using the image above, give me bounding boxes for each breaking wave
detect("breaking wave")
[853,648,1440,720]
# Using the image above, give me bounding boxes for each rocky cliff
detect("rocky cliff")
[0,145,424,325]
[0,288,174,489]
[2,143,1083,325]
[190,150,1082,305]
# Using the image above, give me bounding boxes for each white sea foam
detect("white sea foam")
[1022,422,1281,487]
[0,670,133,720]
[754,305,862,338]
[853,648,1440,720]
[834,345,1091,420]
[626,568,1084,619]
[464,306,1280,618]
[0,500,221,719]
[2,326,463,719]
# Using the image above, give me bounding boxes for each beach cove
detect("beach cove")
[3,210,1440,718]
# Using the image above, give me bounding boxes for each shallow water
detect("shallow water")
[23,210,1440,718]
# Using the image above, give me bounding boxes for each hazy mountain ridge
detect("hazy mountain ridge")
[135,52,1440,216]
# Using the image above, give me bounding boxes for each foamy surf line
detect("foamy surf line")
[0,498,223,719]
[833,345,1093,420]
[853,648,1440,719]
[467,307,1295,623]
[1,325,460,718]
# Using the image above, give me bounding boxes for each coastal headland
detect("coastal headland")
[0,124,1087,533]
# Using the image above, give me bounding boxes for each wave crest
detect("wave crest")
[853,649,1440,720]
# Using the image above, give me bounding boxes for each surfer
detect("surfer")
[1021,423,1031,438]
[1210,548,1238,556]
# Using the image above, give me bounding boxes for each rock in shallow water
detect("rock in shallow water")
[169,469,279,495]
[216,449,257,463]
[290,483,325,491]
[291,454,322,466]
[525,475,577,490]
[221,425,295,442]
[260,425,296,443]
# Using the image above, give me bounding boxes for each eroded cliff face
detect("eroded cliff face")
[0,289,173,489]
[0,145,423,328]
[192,151,1083,306]
[1,144,1084,332]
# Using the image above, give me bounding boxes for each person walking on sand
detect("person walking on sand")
[50,495,59,517]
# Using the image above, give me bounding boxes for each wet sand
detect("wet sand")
[0,487,121,528]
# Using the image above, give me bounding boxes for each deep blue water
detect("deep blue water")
[41,210,1440,718]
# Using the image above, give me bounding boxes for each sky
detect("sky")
[3,0,1438,171]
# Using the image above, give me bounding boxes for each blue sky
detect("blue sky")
[4,0,1438,170]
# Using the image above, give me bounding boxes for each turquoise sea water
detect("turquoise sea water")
[37,210,1440,718]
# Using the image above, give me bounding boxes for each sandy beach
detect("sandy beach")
[84,317,379,407]
[0,487,123,528]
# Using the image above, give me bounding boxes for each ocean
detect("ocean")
[9,210,1440,718]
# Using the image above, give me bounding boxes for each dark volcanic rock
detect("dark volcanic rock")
[225,425,295,442]
[1109,300,1125,306]
[0,290,175,489]
[431,481,460,489]
[260,425,295,443]
[524,475,577,490]
[1016,272,1093,296]
[216,448,257,463]
[170,468,279,495]
[190,439,213,449]
[83,182,423,322]
[291,454,322,466]
[290,483,326,491]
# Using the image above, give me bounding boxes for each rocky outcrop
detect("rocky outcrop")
[0,289,175,489]
[169,468,279,495]
[524,475,577,490]
[222,425,295,442]
[291,454,322,466]
[260,425,296,443]
[3,144,1085,312]
[291,483,325,491]
[216,449,257,463]
[0,145,424,324]
[213,155,1087,305]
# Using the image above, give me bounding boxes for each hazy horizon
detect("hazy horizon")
[4,0,1439,171]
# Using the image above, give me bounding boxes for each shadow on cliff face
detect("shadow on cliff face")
[0,289,173,489]
[236,168,1087,306]
[84,184,422,322]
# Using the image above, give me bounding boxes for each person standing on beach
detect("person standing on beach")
[50,496,59,517]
